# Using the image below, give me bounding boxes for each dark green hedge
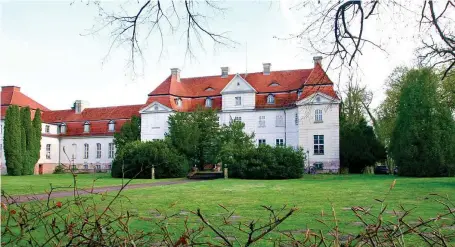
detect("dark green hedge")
[227,145,305,179]
[111,140,189,179]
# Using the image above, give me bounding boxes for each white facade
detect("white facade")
[141,74,341,172]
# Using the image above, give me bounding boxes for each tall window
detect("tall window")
[258,139,266,145]
[315,109,323,122]
[276,115,284,127]
[84,143,89,159]
[314,135,324,155]
[108,120,115,132]
[258,116,266,127]
[267,94,275,104]
[84,121,90,133]
[205,97,212,108]
[45,125,50,133]
[46,144,51,159]
[108,143,115,158]
[72,144,77,160]
[235,96,242,106]
[96,143,101,158]
[275,139,284,147]
[295,112,299,125]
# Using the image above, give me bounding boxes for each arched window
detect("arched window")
[84,143,89,159]
[205,97,212,108]
[96,143,102,158]
[267,94,275,104]
[174,98,182,107]
[108,120,115,132]
[83,121,90,133]
[315,109,323,122]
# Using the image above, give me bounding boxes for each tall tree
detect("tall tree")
[20,107,34,175]
[166,108,220,170]
[31,109,42,171]
[4,105,23,176]
[390,68,455,177]
[113,115,141,152]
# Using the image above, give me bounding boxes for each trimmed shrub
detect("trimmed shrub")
[228,145,305,179]
[112,140,189,179]
[53,164,66,174]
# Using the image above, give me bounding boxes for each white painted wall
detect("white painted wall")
[38,136,60,164]
[141,112,171,141]
[59,137,115,169]
[0,120,5,174]
[221,93,256,111]
[298,103,340,171]
[42,123,59,135]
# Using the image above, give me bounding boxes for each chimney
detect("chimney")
[313,56,323,67]
[170,68,181,82]
[2,86,21,92]
[263,63,271,75]
[73,100,88,114]
[221,67,229,78]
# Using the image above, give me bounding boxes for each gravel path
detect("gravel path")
[2,179,200,204]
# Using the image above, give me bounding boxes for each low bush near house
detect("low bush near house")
[52,164,66,174]
[228,145,305,179]
[111,140,189,179]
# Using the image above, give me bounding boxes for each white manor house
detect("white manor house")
[0,56,340,174]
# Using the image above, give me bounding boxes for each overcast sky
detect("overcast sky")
[0,1,418,110]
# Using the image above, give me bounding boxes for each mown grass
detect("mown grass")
[1,173,181,195]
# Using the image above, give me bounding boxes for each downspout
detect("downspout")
[284,109,287,146]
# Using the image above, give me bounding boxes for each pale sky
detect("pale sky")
[0,0,418,111]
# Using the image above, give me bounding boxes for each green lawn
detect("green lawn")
[1,173,181,195]
[2,175,455,245]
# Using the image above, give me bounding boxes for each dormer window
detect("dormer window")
[83,121,90,133]
[60,123,66,134]
[297,89,302,98]
[174,98,182,107]
[205,97,212,108]
[267,94,275,104]
[205,87,214,91]
[108,120,115,132]
[269,81,280,87]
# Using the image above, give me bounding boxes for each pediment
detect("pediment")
[139,102,173,114]
[220,74,257,94]
[296,92,340,105]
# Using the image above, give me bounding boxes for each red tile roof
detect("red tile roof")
[59,119,131,137]
[1,86,50,118]
[298,85,339,101]
[146,63,337,111]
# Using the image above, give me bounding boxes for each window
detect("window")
[84,164,88,170]
[60,123,66,134]
[108,120,115,132]
[175,98,182,107]
[258,116,266,127]
[297,89,302,98]
[84,121,90,133]
[258,139,266,145]
[235,96,242,106]
[234,116,242,122]
[205,97,212,108]
[276,115,284,127]
[84,143,89,159]
[295,112,299,125]
[315,109,323,122]
[96,164,101,170]
[45,125,50,133]
[314,135,324,155]
[269,82,280,87]
[46,144,51,159]
[0,144,2,159]
[276,139,284,147]
[72,144,77,160]
[267,94,275,104]
[108,143,115,158]
[107,164,112,169]
[96,143,101,158]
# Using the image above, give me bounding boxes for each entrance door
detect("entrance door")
[38,164,43,175]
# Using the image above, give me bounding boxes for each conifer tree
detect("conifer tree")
[4,105,23,176]
[31,109,42,170]
[20,107,34,175]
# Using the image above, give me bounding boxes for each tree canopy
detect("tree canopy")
[113,115,141,153]
[390,68,455,177]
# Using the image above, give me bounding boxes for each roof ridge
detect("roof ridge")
[179,68,312,80]
[49,104,144,112]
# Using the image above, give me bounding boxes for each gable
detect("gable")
[296,92,340,105]
[220,74,257,94]
[139,102,173,114]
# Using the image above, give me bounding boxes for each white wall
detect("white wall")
[298,103,340,171]
[0,120,5,174]
[141,112,171,141]
[42,123,59,135]
[59,137,115,169]
[221,93,256,111]
[38,136,60,164]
